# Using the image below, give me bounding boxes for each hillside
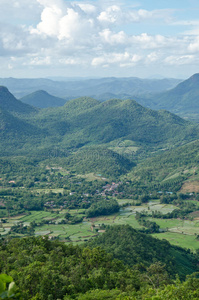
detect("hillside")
[0,89,198,158]
[61,147,135,177]
[1,235,199,299]
[20,90,66,108]
[35,97,198,148]
[124,139,199,192]
[88,225,197,278]
[0,106,46,155]
[153,73,199,121]
[0,86,37,115]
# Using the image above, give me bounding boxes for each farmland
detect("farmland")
[1,199,199,250]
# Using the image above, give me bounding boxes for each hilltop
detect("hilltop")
[0,86,37,115]
[153,73,199,121]
[20,90,66,108]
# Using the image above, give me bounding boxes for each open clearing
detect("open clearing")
[152,232,199,251]
[181,180,199,193]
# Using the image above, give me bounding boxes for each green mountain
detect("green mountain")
[0,89,198,162]
[35,97,198,148]
[0,86,37,115]
[20,90,66,108]
[61,146,135,177]
[0,107,36,135]
[0,106,45,155]
[153,73,199,120]
[88,225,197,278]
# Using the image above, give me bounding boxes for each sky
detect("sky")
[1,0,199,79]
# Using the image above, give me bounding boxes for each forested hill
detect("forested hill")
[87,225,198,278]
[153,73,199,118]
[0,86,37,115]
[20,90,66,108]
[0,228,198,299]
[0,87,199,158]
[34,97,198,147]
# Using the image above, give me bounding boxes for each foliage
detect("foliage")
[87,225,198,279]
[86,199,120,218]
[0,274,19,299]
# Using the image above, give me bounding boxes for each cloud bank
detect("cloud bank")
[1,0,199,77]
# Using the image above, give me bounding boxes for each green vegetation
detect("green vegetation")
[0,273,19,299]
[0,86,198,157]
[87,225,198,279]
[1,83,199,299]
[153,73,199,121]
[0,228,199,299]
[86,199,120,218]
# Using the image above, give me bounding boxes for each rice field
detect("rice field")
[1,201,199,249]
[152,232,199,251]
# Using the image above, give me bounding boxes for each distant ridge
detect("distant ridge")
[0,77,182,98]
[154,73,199,116]
[20,90,67,108]
[0,86,37,114]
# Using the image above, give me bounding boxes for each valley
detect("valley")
[1,74,199,299]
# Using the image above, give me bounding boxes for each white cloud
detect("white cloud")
[25,55,51,66]
[1,0,199,77]
[130,33,171,49]
[98,5,122,23]
[188,37,199,52]
[59,57,83,65]
[91,52,142,66]
[99,29,127,45]
[0,0,41,23]
[78,4,97,14]
[164,55,195,65]
[147,52,160,62]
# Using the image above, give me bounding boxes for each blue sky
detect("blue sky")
[1,0,199,79]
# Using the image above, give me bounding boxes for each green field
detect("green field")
[152,232,199,251]
[1,201,199,250]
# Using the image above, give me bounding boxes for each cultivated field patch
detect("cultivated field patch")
[181,180,199,193]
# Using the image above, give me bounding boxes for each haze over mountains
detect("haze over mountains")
[0,77,182,99]
[20,90,66,108]
[151,73,199,120]
[1,73,199,122]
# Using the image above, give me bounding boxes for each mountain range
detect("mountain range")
[3,73,199,124]
[0,77,181,98]
[0,86,198,160]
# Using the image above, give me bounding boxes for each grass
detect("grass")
[152,232,199,251]
[129,201,177,215]
[147,218,184,229]
[76,173,107,181]
[34,188,64,194]
[20,211,54,223]
[109,146,139,156]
